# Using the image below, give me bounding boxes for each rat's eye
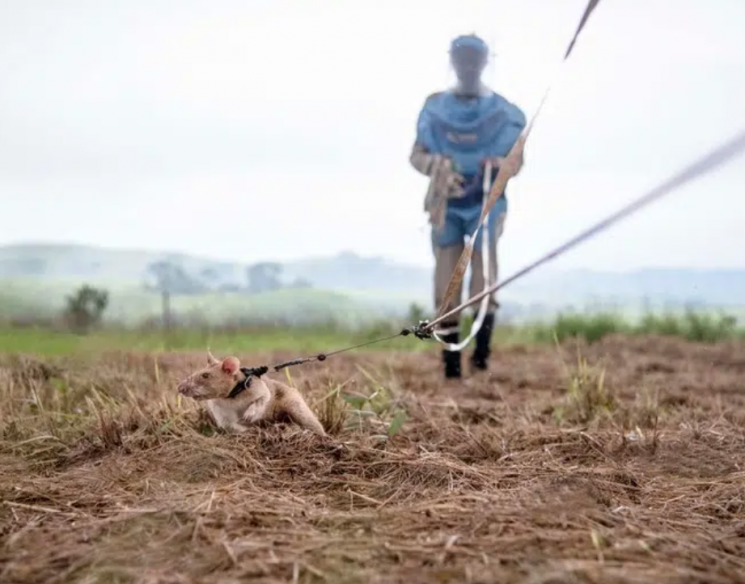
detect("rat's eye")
[201,372,210,379]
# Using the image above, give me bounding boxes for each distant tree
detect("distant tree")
[246,262,283,293]
[199,266,220,288]
[146,261,171,330]
[63,284,109,333]
[407,302,427,324]
[218,283,244,293]
[145,259,208,330]
[3,257,47,277]
[288,277,313,289]
[146,260,206,296]
[146,261,207,295]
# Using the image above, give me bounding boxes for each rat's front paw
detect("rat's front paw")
[242,400,266,423]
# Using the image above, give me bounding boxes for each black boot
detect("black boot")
[439,326,462,379]
[471,312,495,371]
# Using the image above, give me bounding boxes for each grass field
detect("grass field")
[1,313,745,583]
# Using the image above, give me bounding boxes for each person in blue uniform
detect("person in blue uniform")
[409,33,527,379]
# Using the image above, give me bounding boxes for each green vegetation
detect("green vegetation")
[552,353,616,426]
[530,309,743,344]
[62,283,110,333]
[1,308,743,358]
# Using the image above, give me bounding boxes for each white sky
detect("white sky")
[1,0,744,274]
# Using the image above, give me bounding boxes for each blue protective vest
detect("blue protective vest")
[415,89,526,209]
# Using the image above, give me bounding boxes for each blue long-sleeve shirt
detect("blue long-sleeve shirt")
[414,87,526,209]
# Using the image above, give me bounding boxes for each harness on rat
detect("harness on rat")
[227,366,269,399]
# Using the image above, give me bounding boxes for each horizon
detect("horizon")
[3,239,745,276]
[2,0,745,275]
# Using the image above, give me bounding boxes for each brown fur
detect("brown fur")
[176,352,325,436]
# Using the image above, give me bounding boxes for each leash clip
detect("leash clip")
[412,320,433,340]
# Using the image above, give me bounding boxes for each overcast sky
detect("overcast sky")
[1,0,744,274]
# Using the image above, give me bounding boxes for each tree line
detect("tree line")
[144,259,312,296]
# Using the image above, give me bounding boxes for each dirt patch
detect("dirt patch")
[1,336,745,583]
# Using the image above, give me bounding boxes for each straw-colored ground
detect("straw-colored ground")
[1,334,744,583]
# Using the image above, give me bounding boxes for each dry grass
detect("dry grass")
[1,334,745,583]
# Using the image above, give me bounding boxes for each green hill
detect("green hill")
[2,242,745,327]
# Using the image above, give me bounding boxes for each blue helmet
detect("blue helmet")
[449,34,489,57]
[449,34,489,93]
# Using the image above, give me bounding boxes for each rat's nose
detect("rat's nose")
[177,383,188,395]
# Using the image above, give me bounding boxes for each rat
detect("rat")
[176,351,326,436]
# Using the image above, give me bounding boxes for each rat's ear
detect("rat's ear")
[207,350,220,366]
[221,356,240,376]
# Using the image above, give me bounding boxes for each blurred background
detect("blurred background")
[1,0,744,348]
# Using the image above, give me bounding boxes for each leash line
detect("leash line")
[423,127,745,333]
[271,329,412,372]
[227,330,415,397]
[235,125,745,383]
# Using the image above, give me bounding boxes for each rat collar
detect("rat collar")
[227,366,269,399]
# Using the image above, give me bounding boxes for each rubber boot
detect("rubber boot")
[440,328,462,379]
[471,312,495,371]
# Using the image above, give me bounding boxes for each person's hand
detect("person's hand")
[482,153,523,176]
[481,156,505,168]
[434,157,466,198]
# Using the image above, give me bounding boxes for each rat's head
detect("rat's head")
[177,352,242,400]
